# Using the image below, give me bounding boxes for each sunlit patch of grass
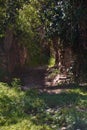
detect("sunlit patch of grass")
[46,67,60,81]
[48,57,55,67]
[0,119,51,130]
[68,87,87,96]
[39,87,87,129]
[0,83,52,130]
[40,88,87,107]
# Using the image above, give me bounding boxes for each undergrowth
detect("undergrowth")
[0,81,87,130]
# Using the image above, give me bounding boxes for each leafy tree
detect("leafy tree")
[0,0,87,82]
[0,0,31,80]
[39,0,87,80]
[0,0,6,40]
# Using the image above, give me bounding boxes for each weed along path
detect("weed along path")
[1,67,87,130]
[21,67,87,129]
[21,66,74,93]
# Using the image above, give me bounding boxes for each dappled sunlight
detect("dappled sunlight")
[0,0,87,130]
[0,83,52,130]
[0,82,87,130]
[39,88,87,108]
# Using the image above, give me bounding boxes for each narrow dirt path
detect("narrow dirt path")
[21,66,73,94]
[22,66,47,88]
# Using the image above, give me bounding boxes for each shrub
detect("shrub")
[23,89,46,114]
[11,78,22,88]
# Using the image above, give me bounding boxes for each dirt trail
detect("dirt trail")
[22,66,47,88]
[21,66,72,93]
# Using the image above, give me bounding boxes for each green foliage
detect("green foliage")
[48,57,55,67]
[0,83,51,130]
[23,89,46,114]
[15,0,49,66]
[0,0,6,38]
[0,0,30,40]
[18,1,40,32]
[11,78,22,88]
[39,88,87,129]
[4,0,30,25]
[0,82,87,130]
[39,0,87,47]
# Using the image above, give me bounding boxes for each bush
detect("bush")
[0,83,51,130]
[23,89,46,114]
[11,78,22,88]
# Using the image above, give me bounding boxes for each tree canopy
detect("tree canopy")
[0,0,87,81]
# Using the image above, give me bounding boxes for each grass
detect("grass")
[0,83,50,130]
[40,88,87,107]
[0,82,87,130]
[39,87,87,129]
[48,57,55,67]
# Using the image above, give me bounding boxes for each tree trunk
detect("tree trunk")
[73,23,87,82]
[52,37,66,73]
[71,0,87,83]
[3,28,27,81]
[3,28,14,81]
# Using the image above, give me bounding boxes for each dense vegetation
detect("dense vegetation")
[0,82,87,130]
[0,0,87,129]
[0,0,87,81]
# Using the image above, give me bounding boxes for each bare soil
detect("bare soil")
[21,66,77,94]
